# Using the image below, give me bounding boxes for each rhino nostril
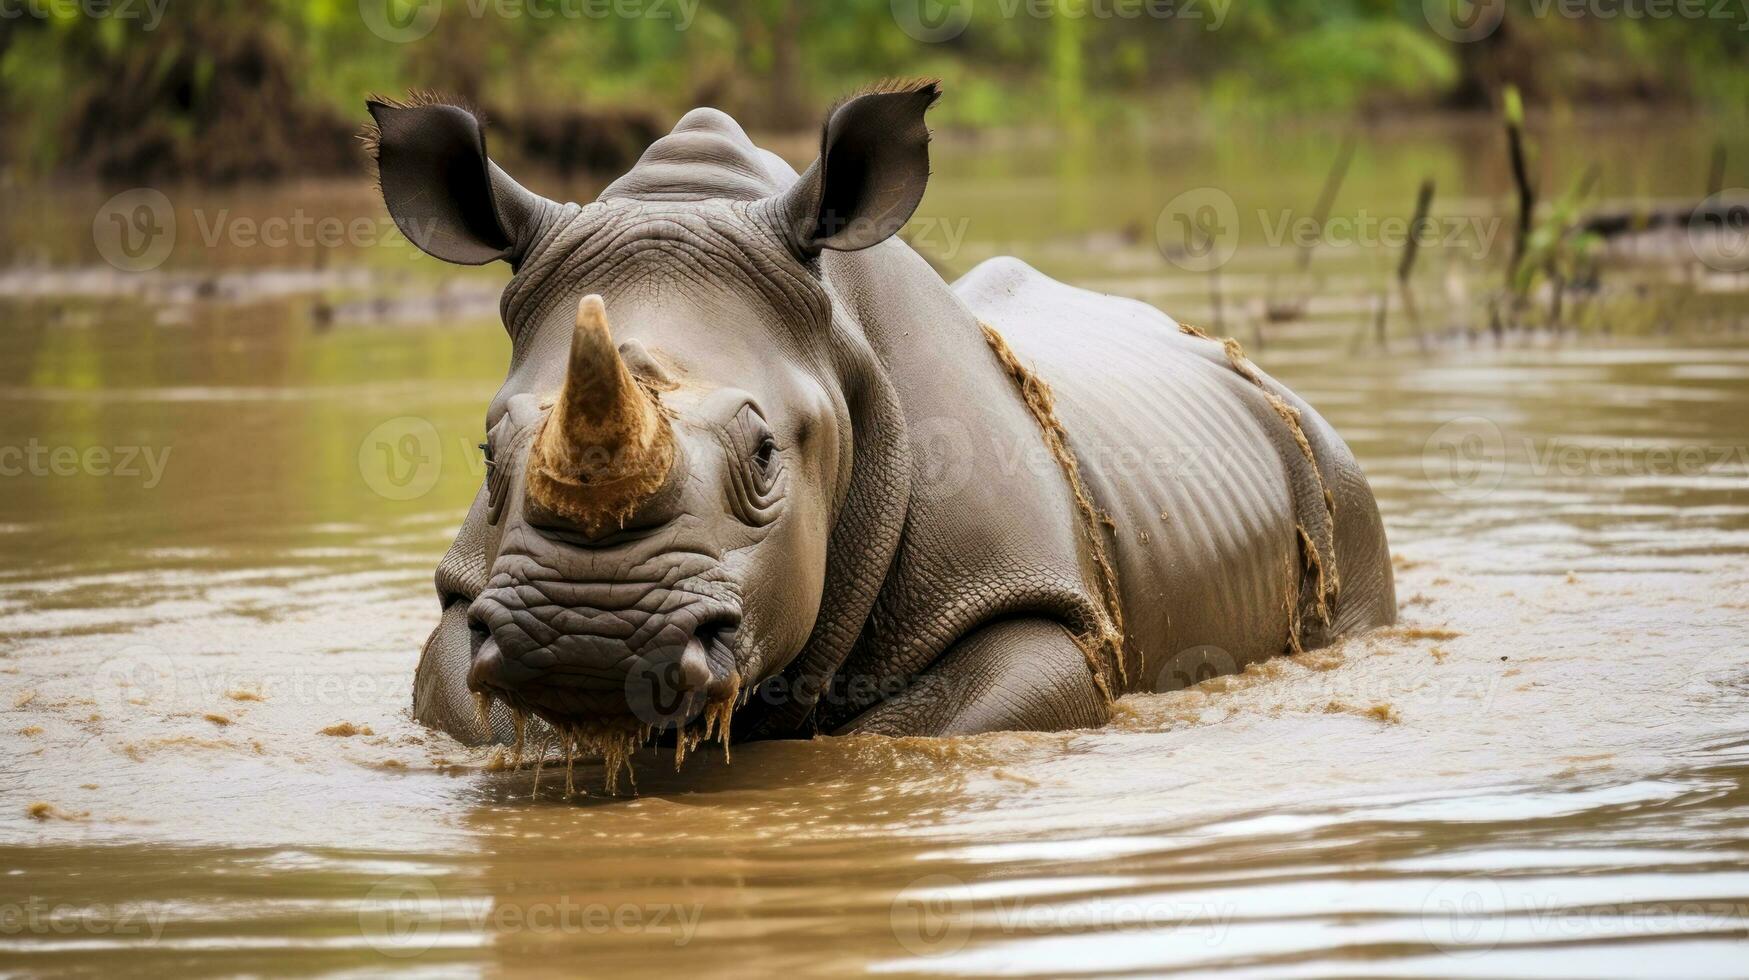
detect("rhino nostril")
[464,594,496,636]
[678,632,712,693]
[466,634,503,694]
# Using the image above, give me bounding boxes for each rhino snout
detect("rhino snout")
[463,569,741,729]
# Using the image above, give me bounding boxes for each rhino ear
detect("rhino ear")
[365,98,545,266]
[777,79,940,255]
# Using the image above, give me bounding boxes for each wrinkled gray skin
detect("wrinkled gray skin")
[376,82,1396,747]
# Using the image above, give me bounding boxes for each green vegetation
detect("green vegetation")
[2,0,1747,179]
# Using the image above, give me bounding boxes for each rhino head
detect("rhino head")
[371,83,937,750]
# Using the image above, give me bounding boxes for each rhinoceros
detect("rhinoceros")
[371,81,1395,773]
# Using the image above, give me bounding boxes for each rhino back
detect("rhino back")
[954,257,1363,686]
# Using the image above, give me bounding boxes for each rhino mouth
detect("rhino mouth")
[464,578,743,735]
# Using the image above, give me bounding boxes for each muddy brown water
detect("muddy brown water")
[3,116,1749,976]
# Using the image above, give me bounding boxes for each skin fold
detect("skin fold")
[376,82,1396,749]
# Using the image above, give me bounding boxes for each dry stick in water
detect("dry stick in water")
[1505,109,1536,333]
[530,732,554,799]
[1394,178,1435,350]
[1210,258,1225,336]
[1268,132,1359,330]
[1364,292,1388,354]
[563,730,576,799]
[1300,132,1358,275]
[1578,199,1748,239]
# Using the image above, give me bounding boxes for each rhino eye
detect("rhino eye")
[481,423,511,526]
[729,406,784,527]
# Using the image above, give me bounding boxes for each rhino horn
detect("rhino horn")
[526,294,675,534]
